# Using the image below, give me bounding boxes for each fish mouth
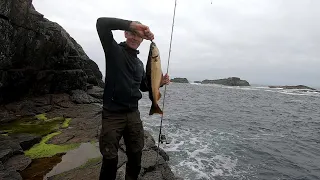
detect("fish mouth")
[152,54,159,58]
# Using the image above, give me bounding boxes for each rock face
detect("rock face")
[0,0,104,104]
[202,77,250,86]
[269,85,316,90]
[170,78,189,83]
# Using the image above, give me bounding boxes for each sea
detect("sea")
[138,83,320,180]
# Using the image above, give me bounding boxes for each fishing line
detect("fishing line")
[156,0,178,163]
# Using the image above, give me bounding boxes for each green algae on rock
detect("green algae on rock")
[25,132,80,159]
[61,118,71,129]
[35,113,48,121]
[0,113,72,136]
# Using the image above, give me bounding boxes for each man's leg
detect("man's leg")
[123,110,145,180]
[99,109,126,180]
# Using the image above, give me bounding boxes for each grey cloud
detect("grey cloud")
[33,0,320,88]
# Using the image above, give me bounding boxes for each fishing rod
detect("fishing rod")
[156,0,178,163]
[155,0,213,163]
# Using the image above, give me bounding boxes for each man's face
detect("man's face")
[125,31,143,49]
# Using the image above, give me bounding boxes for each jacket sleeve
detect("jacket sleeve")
[96,17,132,53]
[139,69,149,92]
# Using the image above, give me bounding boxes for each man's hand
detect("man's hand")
[161,73,170,86]
[129,21,154,40]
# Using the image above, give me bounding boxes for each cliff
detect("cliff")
[0,1,179,179]
[0,0,104,104]
[201,77,250,86]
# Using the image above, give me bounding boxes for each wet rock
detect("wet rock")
[87,86,104,99]
[0,135,23,162]
[0,169,22,180]
[116,163,126,180]
[144,130,156,150]
[0,108,16,124]
[4,154,31,172]
[47,104,101,145]
[151,146,170,162]
[9,133,42,151]
[71,90,102,104]
[141,150,165,170]
[140,164,177,180]
[118,150,127,168]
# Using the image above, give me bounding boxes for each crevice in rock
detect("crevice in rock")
[0,14,9,21]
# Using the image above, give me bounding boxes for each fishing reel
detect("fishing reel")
[159,134,170,144]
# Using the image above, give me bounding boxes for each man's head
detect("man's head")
[125,21,143,49]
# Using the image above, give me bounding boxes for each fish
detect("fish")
[146,41,163,115]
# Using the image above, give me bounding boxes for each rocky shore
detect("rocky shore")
[0,90,180,180]
[0,0,180,179]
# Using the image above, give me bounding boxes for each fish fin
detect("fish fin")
[149,104,163,115]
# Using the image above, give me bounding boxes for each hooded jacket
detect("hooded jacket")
[96,17,149,112]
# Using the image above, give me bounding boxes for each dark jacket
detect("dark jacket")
[96,17,149,112]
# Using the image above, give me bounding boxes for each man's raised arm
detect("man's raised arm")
[96,17,132,52]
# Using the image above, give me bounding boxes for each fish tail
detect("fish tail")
[149,103,163,115]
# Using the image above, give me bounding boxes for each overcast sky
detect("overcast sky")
[33,0,320,87]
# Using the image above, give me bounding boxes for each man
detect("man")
[96,17,170,180]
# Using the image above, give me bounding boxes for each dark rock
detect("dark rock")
[0,108,17,124]
[150,147,170,162]
[71,90,102,104]
[117,150,127,168]
[46,104,101,145]
[87,86,104,99]
[143,131,156,150]
[202,77,250,86]
[0,135,23,163]
[170,78,189,83]
[0,0,104,104]
[140,162,176,180]
[4,154,31,172]
[9,133,42,151]
[141,150,165,170]
[269,85,316,90]
[0,169,23,180]
[194,81,201,83]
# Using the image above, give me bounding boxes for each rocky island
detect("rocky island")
[0,1,180,180]
[269,85,316,90]
[170,78,189,83]
[201,77,250,86]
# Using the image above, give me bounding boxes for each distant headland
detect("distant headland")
[171,77,250,86]
[268,85,316,90]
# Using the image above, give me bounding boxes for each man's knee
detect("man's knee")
[99,129,121,159]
